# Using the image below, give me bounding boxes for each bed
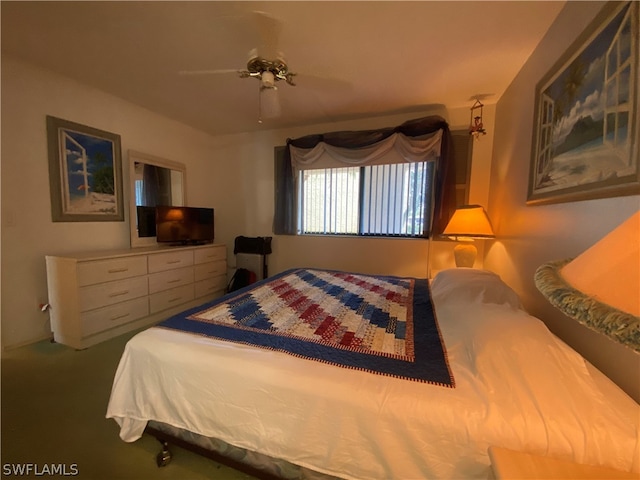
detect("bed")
[106,267,639,479]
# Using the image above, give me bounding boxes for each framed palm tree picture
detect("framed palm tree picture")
[46,116,124,222]
[527,1,639,205]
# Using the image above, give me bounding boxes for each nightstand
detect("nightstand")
[488,446,638,479]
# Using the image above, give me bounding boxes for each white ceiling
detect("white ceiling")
[1,1,566,136]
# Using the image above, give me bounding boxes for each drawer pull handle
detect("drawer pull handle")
[108,268,129,274]
[109,290,129,297]
[167,260,181,264]
[167,279,181,284]
[110,313,130,321]
[168,297,182,303]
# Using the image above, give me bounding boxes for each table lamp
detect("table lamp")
[442,204,495,268]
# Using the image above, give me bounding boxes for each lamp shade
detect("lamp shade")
[534,210,640,352]
[560,211,640,317]
[164,208,184,221]
[442,205,495,240]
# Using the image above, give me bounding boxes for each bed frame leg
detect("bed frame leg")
[156,440,173,467]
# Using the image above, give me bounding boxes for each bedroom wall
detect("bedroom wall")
[1,55,494,350]
[484,1,640,402]
[0,56,245,349]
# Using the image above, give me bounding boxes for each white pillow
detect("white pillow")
[431,268,522,310]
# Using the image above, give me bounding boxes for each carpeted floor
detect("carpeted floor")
[1,329,256,480]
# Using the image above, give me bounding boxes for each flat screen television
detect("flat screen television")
[155,206,214,245]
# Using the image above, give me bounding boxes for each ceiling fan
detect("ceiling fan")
[233,52,297,87]
[179,11,297,122]
[179,50,296,121]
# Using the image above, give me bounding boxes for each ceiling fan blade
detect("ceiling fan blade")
[178,68,241,76]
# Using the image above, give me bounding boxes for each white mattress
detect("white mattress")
[106,268,639,479]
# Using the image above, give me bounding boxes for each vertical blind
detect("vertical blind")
[298,161,435,237]
[299,167,360,234]
[361,161,433,236]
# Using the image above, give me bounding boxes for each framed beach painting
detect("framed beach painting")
[527,1,640,205]
[46,116,124,222]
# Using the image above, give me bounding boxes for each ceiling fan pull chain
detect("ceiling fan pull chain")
[258,82,264,124]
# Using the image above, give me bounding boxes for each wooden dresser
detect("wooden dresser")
[45,244,227,349]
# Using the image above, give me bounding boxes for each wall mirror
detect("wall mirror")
[128,150,186,248]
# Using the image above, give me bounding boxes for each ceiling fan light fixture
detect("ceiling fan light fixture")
[260,85,281,119]
[261,70,276,88]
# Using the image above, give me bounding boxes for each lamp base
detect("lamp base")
[453,243,477,268]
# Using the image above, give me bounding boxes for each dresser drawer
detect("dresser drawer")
[194,260,227,282]
[81,297,149,336]
[148,250,194,273]
[77,256,147,286]
[79,276,149,312]
[195,276,227,298]
[149,266,194,294]
[149,284,194,314]
[194,246,226,264]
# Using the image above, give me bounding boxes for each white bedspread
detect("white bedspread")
[106,269,639,479]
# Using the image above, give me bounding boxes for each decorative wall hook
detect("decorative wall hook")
[469,99,487,139]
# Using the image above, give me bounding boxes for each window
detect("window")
[298,161,435,237]
[134,179,144,205]
[273,117,458,236]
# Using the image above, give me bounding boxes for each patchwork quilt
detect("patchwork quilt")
[159,268,454,387]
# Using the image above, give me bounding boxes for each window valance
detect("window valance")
[273,115,456,236]
[290,130,443,171]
